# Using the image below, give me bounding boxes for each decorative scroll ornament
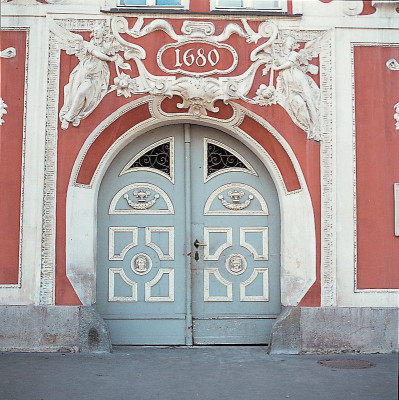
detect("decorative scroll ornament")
[386,59,399,131]
[0,99,7,126]
[123,190,160,210]
[53,18,327,141]
[218,190,254,211]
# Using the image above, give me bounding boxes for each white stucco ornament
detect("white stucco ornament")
[2,0,65,4]
[342,1,363,16]
[386,58,399,131]
[371,1,399,17]
[53,18,327,141]
[394,103,399,130]
[250,33,325,141]
[51,22,129,129]
[0,47,16,58]
[0,99,8,126]
[0,47,17,125]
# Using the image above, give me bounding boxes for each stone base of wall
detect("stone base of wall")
[270,307,399,354]
[1,306,397,353]
[0,306,111,353]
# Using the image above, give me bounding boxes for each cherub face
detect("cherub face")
[284,36,297,51]
[135,256,147,271]
[230,257,242,272]
[92,26,104,40]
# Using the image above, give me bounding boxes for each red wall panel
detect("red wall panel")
[354,45,399,289]
[0,30,27,285]
[190,0,210,13]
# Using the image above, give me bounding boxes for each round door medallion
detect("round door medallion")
[131,253,152,275]
[226,253,247,275]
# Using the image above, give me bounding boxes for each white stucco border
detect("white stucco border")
[0,19,47,305]
[39,17,109,305]
[0,26,29,291]
[65,97,316,307]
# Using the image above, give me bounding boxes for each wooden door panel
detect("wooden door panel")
[96,126,187,345]
[190,125,281,344]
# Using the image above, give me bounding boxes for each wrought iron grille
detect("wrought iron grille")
[130,142,170,175]
[207,143,247,175]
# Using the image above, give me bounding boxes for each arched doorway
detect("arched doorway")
[96,123,281,345]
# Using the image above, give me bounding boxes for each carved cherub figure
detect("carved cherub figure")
[273,35,321,141]
[58,25,117,129]
[253,32,325,141]
[53,23,128,130]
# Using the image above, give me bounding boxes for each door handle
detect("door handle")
[194,239,207,248]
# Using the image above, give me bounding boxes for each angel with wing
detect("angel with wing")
[57,24,127,130]
[273,34,322,141]
[253,32,324,141]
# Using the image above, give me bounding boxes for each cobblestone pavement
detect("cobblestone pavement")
[0,347,397,400]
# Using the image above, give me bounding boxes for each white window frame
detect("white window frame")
[117,0,189,8]
[211,0,287,12]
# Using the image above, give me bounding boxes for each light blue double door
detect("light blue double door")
[97,124,281,345]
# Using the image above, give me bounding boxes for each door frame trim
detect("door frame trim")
[65,97,316,307]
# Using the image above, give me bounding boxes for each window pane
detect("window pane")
[120,0,182,5]
[120,0,146,5]
[156,0,181,4]
[216,0,280,8]
[217,0,243,7]
[252,0,279,8]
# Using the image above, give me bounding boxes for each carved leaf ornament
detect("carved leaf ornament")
[52,18,327,141]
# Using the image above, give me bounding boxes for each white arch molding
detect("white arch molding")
[66,97,316,307]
